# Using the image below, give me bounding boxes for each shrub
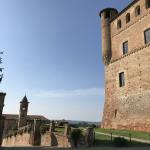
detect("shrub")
[40,124,49,134]
[18,130,23,135]
[70,129,82,147]
[9,133,13,137]
[90,124,97,128]
[24,128,27,133]
[113,137,129,147]
[70,124,78,128]
[13,130,17,137]
[27,127,32,133]
[12,125,18,131]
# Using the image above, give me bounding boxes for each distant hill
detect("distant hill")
[67,120,100,126]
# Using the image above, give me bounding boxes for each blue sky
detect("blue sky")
[0,0,131,122]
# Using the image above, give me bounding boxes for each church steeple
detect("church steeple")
[18,95,29,128]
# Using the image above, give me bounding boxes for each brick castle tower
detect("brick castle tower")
[99,0,150,131]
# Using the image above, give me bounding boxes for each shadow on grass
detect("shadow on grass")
[94,139,113,147]
[93,139,150,148]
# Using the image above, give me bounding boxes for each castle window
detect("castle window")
[126,13,130,23]
[114,109,117,118]
[146,0,150,9]
[105,11,110,18]
[135,6,141,16]
[117,20,122,29]
[123,41,128,54]
[144,28,150,44]
[119,72,125,87]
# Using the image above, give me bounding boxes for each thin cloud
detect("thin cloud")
[33,88,104,98]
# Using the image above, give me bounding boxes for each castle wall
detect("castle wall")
[2,133,32,147]
[41,131,52,146]
[110,0,150,61]
[2,131,71,147]
[55,133,71,148]
[41,132,71,148]
[3,119,18,136]
[102,45,150,131]
[101,0,150,131]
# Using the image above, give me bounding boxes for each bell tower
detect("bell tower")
[18,95,29,128]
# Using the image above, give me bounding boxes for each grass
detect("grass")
[94,132,113,146]
[55,126,150,147]
[95,128,150,141]
[94,131,150,147]
[55,127,65,134]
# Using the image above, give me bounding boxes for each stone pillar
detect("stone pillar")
[49,121,55,132]
[32,119,41,146]
[0,116,5,146]
[85,127,95,147]
[64,124,71,136]
[0,92,6,146]
[0,93,6,118]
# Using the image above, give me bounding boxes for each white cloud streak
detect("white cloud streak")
[33,88,104,98]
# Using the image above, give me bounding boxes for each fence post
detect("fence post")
[129,133,131,142]
[110,132,112,141]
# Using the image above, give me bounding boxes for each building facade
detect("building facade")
[100,0,150,131]
[1,96,49,138]
[0,93,6,145]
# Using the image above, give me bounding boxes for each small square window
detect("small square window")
[119,72,125,87]
[123,41,128,54]
[144,28,150,44]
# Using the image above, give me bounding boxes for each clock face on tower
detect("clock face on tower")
[22,107,26,111]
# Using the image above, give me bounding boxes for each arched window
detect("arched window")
[117,20,122,29]
[135,6,141,16]
[146,0,150,9]
[126,13,130,23]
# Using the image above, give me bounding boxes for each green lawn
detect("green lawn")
[95,128,150,141]
[94,132,150,147]
[55,127,65,134]
[94,132,113,146]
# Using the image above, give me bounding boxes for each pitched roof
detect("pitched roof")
[2,114,49,121]
[20,95,29,103]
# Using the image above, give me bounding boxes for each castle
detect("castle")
[99,0,150,132]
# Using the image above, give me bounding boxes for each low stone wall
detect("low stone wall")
[41,131,51,146]
[2,133,32,146]
[41,132,71,148]
[55,133,71,148]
